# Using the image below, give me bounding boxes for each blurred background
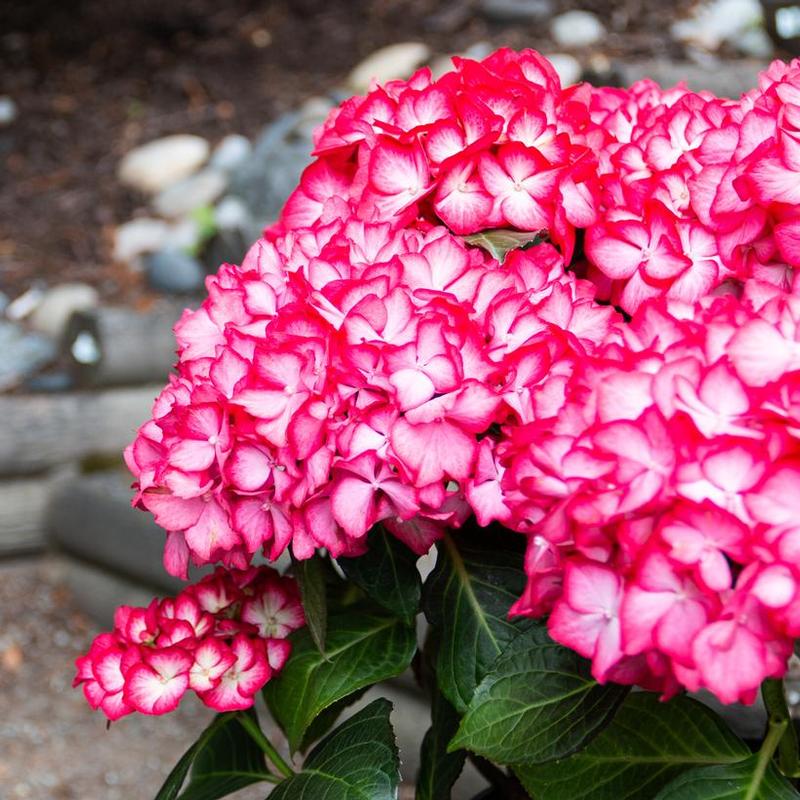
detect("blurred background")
[0,0,795,797]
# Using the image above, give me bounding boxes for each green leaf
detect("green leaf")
[416,687,466,800]
[450,624,628,766]
[269,699,400,800]
[155,713,271,800]
[423,530,529,712]
[177,709,274,800]
[264,606,417,752]
[462,228,546,262]
[338,525,421,622]
[653,755,800,800]
[515,693,751,800]
[299,688,370,752]
[292,551,328,653]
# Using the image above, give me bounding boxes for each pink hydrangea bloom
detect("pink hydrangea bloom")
[87,49,800,710]
[74,567,303,719]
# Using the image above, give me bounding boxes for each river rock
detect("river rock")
[295,95,336,140]
[162,217,204,254]
[29,283,99,339]
[214,195,252,231]
[0,96,17,127]
[774,4,800,38]
[229,111,313,235]
[671,0,762,51]
[549,53,583,86]
[348,42,431,93]
[480,0,553,22]
[733,25,774,58]
[550,10,606,48]
[152,167,227,218]
[5,285,45,321]
[145,249,205,294]
[113,218,170,263]
[0,321,57,391]
[118,134,210,194]
[210,134,252,173]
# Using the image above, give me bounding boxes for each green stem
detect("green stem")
[761,679,800,779]
[237,713,295,780]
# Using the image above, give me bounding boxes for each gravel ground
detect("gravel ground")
[0,557,274,800]
[0,556,425,800]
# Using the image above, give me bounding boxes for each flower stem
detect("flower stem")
[237,712,295,779]
[761,679,800,779]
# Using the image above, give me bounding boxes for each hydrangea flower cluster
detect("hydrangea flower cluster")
[110,49,800,708]
[74,567,303,719]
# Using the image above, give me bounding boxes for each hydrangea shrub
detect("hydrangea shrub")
[77,49,800,799]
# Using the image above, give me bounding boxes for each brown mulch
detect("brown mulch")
[0,0,694,305]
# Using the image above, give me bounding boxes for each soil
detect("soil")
[0,0,694,304]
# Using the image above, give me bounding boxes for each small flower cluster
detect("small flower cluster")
[74,567,304,719]
[108,49,800,708]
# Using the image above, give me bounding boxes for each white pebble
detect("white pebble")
[0,96,17,126]
[550,10,606,49]
[118,135,210,194]
[348,42,431,93]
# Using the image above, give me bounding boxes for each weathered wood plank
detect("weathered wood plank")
[46,470,192,593]
[0,386,160,476]
[0,476,50,554]
[55,556,163,628]
[63,305,182,387]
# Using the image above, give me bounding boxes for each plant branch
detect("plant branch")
[761,679,800,779]
[237,713,295,779]
[468,754,529,800]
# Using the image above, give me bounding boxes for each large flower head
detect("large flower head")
[116,49,800,707]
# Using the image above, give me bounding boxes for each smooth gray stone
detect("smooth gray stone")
[229,111,313,235]
[210,134,252,173]
[145,248,205,294]
[550,9,606,48]
[118,134,209,194]
[480,0,552,22]
[0,321,57,391]
[152,167,228,218]
[28,282,99,339]
[0,96,17,126]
